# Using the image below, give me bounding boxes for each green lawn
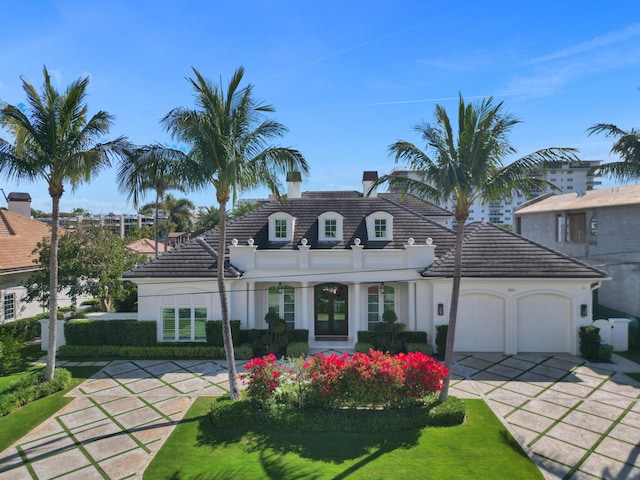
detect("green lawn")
[144,398,542,480]
[0,365,103,452]
[0,343,44,391]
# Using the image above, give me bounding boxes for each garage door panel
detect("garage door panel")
[455,293,505,352]
[517,294,570,352]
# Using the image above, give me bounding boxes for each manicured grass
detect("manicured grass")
[0,344,44,390]
[618,349,640,365]
[144,398,542,480]
[0,365,103,452]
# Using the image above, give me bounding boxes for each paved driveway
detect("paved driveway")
[0,354,638,479]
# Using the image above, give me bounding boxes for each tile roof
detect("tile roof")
[0,210,51,273]
[124,192,605,281]
[422,222,608,279]
[515,183,640,214]
[126,238,164,256]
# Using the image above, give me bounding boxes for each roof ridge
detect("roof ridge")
[0,210,17,236]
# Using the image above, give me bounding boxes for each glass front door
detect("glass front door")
[314,283,348,335]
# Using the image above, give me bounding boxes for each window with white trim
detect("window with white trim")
[268,212,295,242]
[374,219,386,238]
[365,211,393,241]
[162,307,207,341]
[268,284,295,329]
[366,285,395,330]
[318,212,344,241]
[3,293,15,321]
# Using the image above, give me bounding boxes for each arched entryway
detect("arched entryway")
[314,283,348,337]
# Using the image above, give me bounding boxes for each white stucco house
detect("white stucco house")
[124,172,608,355]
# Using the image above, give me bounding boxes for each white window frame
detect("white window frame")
[161,307,207,341]
[365,211,394,241]
[3,292,15,322]
[318,211,344,241]
[267,284,296,330]
[366,284,396,330]
[268,212,295,242]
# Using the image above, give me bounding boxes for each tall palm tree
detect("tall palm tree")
[194,205,224,235]
[162,66,309,399]
[0,66,129,380]
[116,145,185,257]
[156,194,194,252]
[587,123,640,180]
[376,94,578,402]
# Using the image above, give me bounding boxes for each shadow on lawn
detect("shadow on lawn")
[196,413,421,464]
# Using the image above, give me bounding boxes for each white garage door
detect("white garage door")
[455,293,505,352]
[517,294,571,353]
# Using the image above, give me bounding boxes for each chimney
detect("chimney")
[7,192,32,218]
[362,171,378,197]
[287,171,302,199]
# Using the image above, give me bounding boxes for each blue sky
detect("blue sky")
[1,0,639,214]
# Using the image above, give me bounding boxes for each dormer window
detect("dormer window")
[268,212,295,242]
[318,211,344,241]
[366,211,393,241]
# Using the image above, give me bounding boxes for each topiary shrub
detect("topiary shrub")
[286,342,308,357]
[261,311,289,355]
[372,309,405,354]
[579,326,601,359]
[354,341,373,353]
[427,396,466,426]
[357,330,376,344]
[234,343,255,360]
[598,343,613,361]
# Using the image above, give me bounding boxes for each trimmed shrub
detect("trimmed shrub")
[58,344,225,359]
[0,368,71,417]
[205,320,241,347]
[288,329,309,343]
[427,396,466,426]
[0,315,44,342]
[406,342,433,356]
[598,344,613,361]
[0,336,22,375]
[286,342,308,357]
[64,320,156,346]
[399,331,428,344]
[354,341,374,353]
[579,326,601,359]
[357,330,376,344]
[436,325,448,357]
[234,343,255,360]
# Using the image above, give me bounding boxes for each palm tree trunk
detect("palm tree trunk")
[154,193,159,258]
[439,219,465,402]
[217,200,240,399]
[44,194,61,381]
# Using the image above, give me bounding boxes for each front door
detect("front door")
[314,283,348,336]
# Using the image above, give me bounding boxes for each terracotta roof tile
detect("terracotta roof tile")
[0,210,51,273]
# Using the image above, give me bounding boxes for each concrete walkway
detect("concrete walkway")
[0,353,638,479]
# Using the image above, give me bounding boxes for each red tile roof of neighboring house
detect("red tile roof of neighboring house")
[126,238,168,256]
[0,210,51,273]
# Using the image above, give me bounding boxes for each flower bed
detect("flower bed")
[242,350,448,409]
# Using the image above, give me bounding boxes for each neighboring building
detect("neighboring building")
[0,194,80,323]
[126,238,166,258]
[124,172,606,355]
[391,160,602,227]
[514,183,640,319]
[36,213,160,239]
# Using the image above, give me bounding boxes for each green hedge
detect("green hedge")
[286,342,308,357]
[0,313,48,342]
[58,344,225,359]
[579,326,601,359]
[427,396,467,426]
[64,320,156,346]
[0,368,71,417]
[357,330,430,354]
[206,320,241,347]
[436,325,448,357]
[398,331,428,343]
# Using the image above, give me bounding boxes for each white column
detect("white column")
[247,281,256,329]
[408,281,416,331]
[352,282,361,334]
[300,281,309,330]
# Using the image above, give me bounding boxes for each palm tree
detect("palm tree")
[0,67,129,380]
[160,194,194,251]
[116,145,185,257]
[194,205,224,235]
[587,123,640,180]
[162,66,309,399]
[231,200,262,219]
[376,94,578,402]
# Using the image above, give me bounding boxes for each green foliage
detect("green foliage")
[436,325,448,357]
[427,396,467,426]
[371,310,405,354]
[0,336,21,375]
[58,344,225,359]
[64,320,156,346]
[0,315,44,342]
[260,311,289,355]
[399,331,428,344]
[285,342,308,357]
[0,368,71,417]
[205,320,241,347]
[288,329,309,342]
[24,226,145,312]
[598,343,613,361]
[234,344,255,360]
[406,343,433,355]
[354,341,374,353]
[357,330,376,344]
[579,326,601,359]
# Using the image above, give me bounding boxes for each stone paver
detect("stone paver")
[0,353,639,479]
